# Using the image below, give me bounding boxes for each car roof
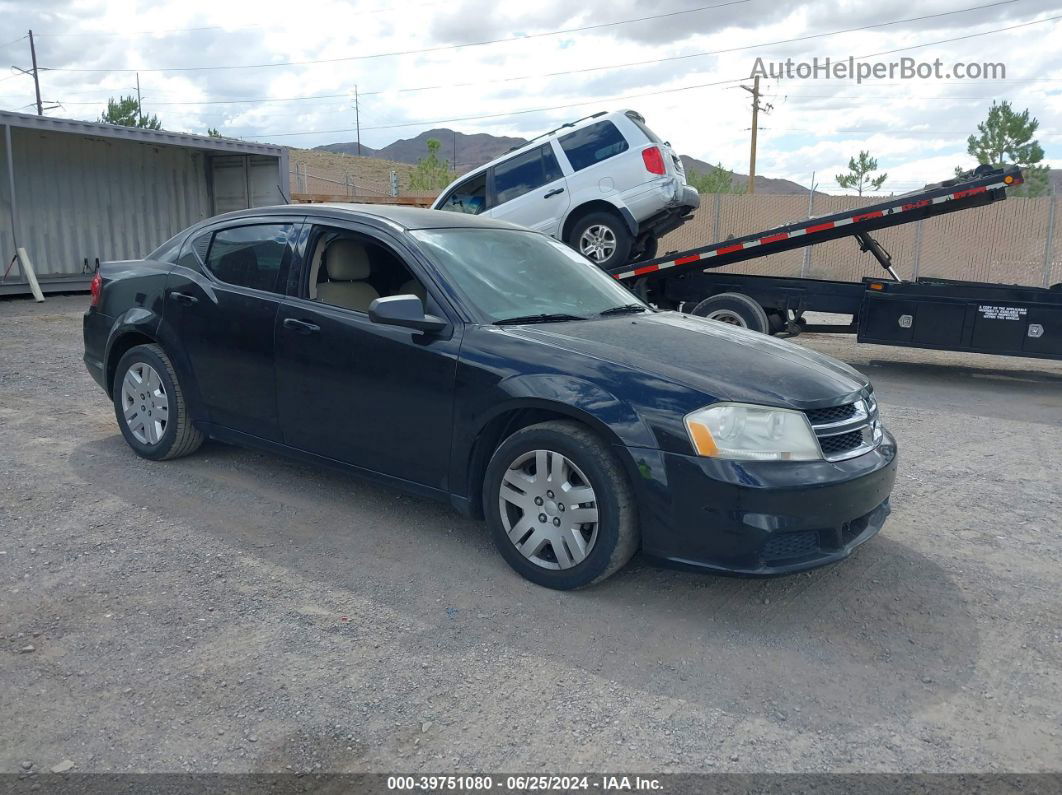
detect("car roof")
[207,203,529,232]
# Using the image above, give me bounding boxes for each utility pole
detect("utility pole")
[136,72,142,125]
[740,75,772,194]
[28,30,43,116]
[452,130,457,173]
[354,84,361,157]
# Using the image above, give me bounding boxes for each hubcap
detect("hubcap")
[705,309,748,327]
[498,449,599,570]
[121,362,169,445]
[578,224,617,263]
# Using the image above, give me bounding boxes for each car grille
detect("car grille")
[804,394,881,462]
[804,403,857,425]
[763,530,819,562]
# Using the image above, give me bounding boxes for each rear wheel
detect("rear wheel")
[567,211,632,271]
[691,292,770,333]
[113,343,203,461]
[483,420,639,589]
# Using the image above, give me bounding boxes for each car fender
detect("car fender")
[102,306,163,391]
[450,372,658,513]
[560,198,638,242]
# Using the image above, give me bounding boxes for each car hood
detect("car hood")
[502,311,870,409]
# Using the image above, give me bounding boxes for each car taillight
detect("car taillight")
[642,146,666,175]
[89,270,102,308]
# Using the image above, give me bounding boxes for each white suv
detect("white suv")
[431,109,699,270]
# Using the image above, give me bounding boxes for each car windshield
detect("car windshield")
[411,228,648,324]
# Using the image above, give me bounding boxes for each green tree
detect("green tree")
[686,163,746,194]
[407,138,452,192]
[962,101,1049,197]
[836,151,887,196]
[99,95,161,129]
[206,127,222,137]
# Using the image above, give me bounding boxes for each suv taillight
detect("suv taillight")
[642,146,666,175]
[89,270,102,308]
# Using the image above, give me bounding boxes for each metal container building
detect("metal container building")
[0,110,288,296]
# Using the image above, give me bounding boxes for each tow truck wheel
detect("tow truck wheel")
[691,292,770,333]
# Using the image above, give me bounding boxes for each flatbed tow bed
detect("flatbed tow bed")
[605,165,1062,362]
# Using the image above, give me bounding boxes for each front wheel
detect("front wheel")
[567,211,633,271]
[113,343,204,461]
[483,420,639,590]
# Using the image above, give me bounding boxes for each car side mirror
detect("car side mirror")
[368,295,448,334]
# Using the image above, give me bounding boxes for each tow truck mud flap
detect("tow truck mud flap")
[857,287,1062,359]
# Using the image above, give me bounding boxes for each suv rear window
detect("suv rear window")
[625,111,662,144]
[558,120,629,172]
[492,144,563,205]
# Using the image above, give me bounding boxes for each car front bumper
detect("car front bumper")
[625,430,898,575]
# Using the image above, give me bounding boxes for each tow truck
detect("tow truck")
[604,165,1061,361]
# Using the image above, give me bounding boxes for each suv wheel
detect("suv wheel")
[113,343,204,461]
[568,211,632,270]
[483,420,639,590]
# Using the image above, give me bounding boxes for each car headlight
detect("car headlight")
[684,402,822,461]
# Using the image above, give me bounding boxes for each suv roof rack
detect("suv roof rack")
[507,111,608,152]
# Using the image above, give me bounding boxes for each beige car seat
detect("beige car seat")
[316,239,379,312]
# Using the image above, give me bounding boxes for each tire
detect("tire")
[766,309,787,335]
[691,292,770,333]
[567,211,633,271]
[633,234,658,262]
[113,343,204,461]
[483,420,639,590]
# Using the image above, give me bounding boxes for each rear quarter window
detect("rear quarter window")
[558,120,630,172]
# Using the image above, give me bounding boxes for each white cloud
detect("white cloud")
[1,0,1059,192]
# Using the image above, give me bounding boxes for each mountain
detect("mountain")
[315,128,528,172]
[681,155,825,196]
[315,141,380,158]
[313,128,830,195]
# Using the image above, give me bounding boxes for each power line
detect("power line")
[30,1,439,37]
[855,13,1062,60]
[30,0,1042,109]
[41,0,751,73]
[240,76,751,138]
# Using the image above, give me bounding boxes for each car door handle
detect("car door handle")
[282,318,321,335]
[544,187,565,198]
[169,291,198,305]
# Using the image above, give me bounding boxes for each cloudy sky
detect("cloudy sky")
[2,0,1060,194]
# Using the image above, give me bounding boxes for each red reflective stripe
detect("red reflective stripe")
[952,186,987,200]
[806,222,835,234]
[717,243,744,255]
[760,233,788,244]
[632,264,660,276]
[902,199,930,211]
[852,210,883,222]
[675,254,701,265]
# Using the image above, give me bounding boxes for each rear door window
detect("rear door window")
[492,144,563,205]
[438,172,488,215]
[558,120,630,172]
[204,224,294,294]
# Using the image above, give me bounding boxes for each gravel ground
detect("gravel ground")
[1,296,1060,776]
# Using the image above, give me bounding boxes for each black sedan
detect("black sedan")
[83,205,897,589]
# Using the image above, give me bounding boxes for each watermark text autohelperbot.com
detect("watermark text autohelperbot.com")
[750,56,1005,83]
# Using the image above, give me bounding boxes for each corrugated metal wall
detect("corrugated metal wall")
[1,127,213,277]
[661,193,1062,288]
